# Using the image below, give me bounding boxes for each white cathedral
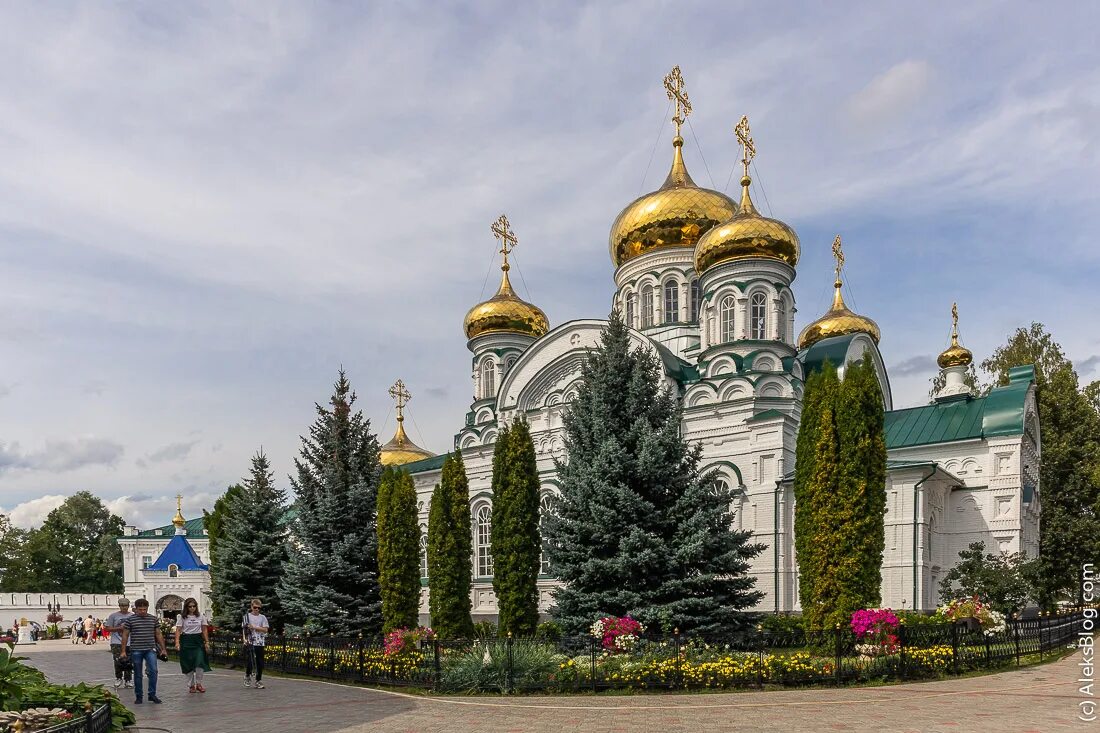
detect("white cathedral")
[379,70,1041,618]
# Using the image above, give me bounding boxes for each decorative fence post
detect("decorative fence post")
[357,633,365,682]
[82,700,93,733]
[756,636,765,690]
[305,632,312,674]
[590,637,598,694]
[1012,617,1021,666]
[329,633,336,678]
[281,632,287,673]
[950,622,959,675]
[506,631,515,695]
[833,625,842,686]
[433,638,442,691]
[673,628,682,689]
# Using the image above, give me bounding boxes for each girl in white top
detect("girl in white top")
[174,598,211,693]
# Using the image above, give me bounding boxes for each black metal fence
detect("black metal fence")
[10,701,112,733]
[200,611,1086,694]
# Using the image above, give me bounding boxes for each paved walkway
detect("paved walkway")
[16,640,1092,732]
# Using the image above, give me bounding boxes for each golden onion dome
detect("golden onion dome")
[694,174,800,273]
[463,265,549,340]
[608,136,737,268]
[937,302,973,369]
[798,235,878,350]
[379,421,435,466]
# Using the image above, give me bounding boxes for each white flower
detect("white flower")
[589,620,605,638]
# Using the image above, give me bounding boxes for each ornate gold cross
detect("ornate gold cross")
[735,115,756,177]
[951,302,960,343]
[663,65,692,137]
[176,494,182,513]
[490,214,517,270]
[388,379,411,422]
[832,234,845,284]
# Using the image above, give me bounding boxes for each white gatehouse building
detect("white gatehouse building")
[379,71,1041,619]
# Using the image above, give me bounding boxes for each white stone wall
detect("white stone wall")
[0,593,126,627]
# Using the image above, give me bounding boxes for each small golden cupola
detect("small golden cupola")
[172,494,186,534]
[608,66,736,269]
[379,379,435,466]
[937,302,974,369]
[694,116,800,274]
[797,235,880,350]
[463,215,549,341]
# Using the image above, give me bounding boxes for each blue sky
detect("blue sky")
[1,2,1098,528]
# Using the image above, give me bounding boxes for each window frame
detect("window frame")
[750,292,768,340]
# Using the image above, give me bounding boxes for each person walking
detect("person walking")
[242,598,269,689]
[71,616,83,644]
[119,599,168,705]
[174,598,211,693]
[82,615,95,645]
[105,599,134,689]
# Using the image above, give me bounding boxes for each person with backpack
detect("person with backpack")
[118,599,168,705]
[105,598,134,689]
[71,617,83,644]
[241,598,269,689]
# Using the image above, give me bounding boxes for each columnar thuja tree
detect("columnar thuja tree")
[210,451,288,630]
[278,370,383,635]
[490,419,542,637]
[377,467,422,633]
[546,312,762,636]
[794,359,887,633]
[427,452,475,638]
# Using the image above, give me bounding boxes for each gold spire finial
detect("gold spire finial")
[734,115,756,178]
[663,65,691,138]
[172,494,185,528]
[832,234,845,287]
[490,214,518,272]
[388,379,411,424]
[951,302,960,345]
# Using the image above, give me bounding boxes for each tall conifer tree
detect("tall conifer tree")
[546,312,762,635]
[210,451,288,629]
[491,419,542,637]
[793,361,841,633]
[427,452,475,637]
[835,360,888,616]
[378,467,422,633]
[278,370,383,635]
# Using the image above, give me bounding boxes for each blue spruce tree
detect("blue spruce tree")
[278,370,383,635]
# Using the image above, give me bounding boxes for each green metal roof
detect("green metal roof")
[799,334,856,377]
[404,453,448,474]
[885,365,1034,449]
[125,517,206,539]
[747,409,787,422]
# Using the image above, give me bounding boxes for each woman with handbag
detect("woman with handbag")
[173,598,211,693]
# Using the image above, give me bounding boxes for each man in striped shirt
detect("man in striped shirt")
[119,598,168,704]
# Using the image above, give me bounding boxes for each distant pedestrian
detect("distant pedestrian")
[119,599,168,705]
[105,599,134,689]
[71,617,83,644]
[174,598,211,693]
[83,615,95,645]
[242,598,269,689]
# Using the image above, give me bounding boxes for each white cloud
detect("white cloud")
[846,60,933,130]
[2,494,67,528]
[140,440,200,467]
[0,438,124,474]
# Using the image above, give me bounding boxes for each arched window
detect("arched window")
[776,298,787,342]
[482,360,496,398]
[690,279,700,321]
[419,530,428,579]
[539,494,557,576]
[475,506,493,577]
[625,291,636,327]
[504,355,517,374]
[750,292,767,340]
[641,285,654,328]
[720,296,736,342]
[663,281,679,324]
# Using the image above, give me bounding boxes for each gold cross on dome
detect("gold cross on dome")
[388,379,411,422]
[951,302,960,343]
[176,494,182,512]
[663,65,692,137]
[490,214,518,269]
[735,115,756,177]
[832,235,845,283]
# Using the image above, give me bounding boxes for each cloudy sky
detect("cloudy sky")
[1,2,1098,529]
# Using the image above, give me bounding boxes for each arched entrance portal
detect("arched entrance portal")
[156,594,184,619]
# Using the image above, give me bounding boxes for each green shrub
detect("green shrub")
[472,621,497,639]
[439,639,561,693]
[758,614,804,635]
[535,621,562,642]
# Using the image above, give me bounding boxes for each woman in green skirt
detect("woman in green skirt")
[174,598,211,693]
